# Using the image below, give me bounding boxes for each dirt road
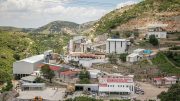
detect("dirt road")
[136,82,168,101]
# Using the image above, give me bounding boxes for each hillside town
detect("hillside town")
[0,0,180,101]
[5,23,179,101]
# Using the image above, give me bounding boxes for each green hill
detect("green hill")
[32,21,80,35]
[92,0,180,35]
[0,31,41,80]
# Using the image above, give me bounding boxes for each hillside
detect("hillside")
[91,0,180,35]
[0,31,40,79]
[31,21,80,35]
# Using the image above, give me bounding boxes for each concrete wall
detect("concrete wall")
[13,61,34,74]
[106,41,128,54]
[99,83,134,94]
[79,59,106,68]
[13,60,43,75]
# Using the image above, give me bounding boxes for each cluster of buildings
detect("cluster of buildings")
[12,23,174,100]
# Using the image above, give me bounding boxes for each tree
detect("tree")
[157,84,180,101]
[79,70,90,84]
[108,53,118,64]
[35,77,44,83]
[149,35,159,46]
[119,53,128,62]
[13,53,20,60]
[41,64,55,83]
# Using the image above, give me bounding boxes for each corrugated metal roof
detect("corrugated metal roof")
[20,54,44,63]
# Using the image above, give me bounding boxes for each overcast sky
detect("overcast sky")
[0,0,141,28]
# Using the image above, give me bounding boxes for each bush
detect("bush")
[119,53,128,62]
[108,53,118,64]
[79,70,90,84]
[149,35,159,46]
[158,84,180,101]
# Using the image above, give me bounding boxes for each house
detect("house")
[106,39,130,54]
[64,53,107,68]
[88,69,102,79]
[59,70,79,83]
[13,54,44,79]
[99,75,135,95]
[153,76,177,86]
[126,53,140,63]
[153,77,162,86]
[126,48,145,63]
[146,24,168,39]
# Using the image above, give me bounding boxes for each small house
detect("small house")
[146,24,168,39]
[126,53,140,63]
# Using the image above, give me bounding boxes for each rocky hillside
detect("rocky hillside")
[90,0,180,36]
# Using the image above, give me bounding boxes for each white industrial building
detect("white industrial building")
[146,24,168,39]
[99,75,134,95]
[13,54,44,79]
[106,39,130,54]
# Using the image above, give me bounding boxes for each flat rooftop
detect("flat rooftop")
[17,87,66,101]
[107,39,128,42]
[20,54,44,63]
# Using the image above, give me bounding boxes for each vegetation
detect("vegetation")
[79,70,90,84]
[149,35,159,46]
[35,77,44,83]
[152,52,180,75]
[119,53,128,62]
[0,80,13,93]
[41,64,55,83]
[165,52,180,67]
[108,53,118,64]
[169,46,180,50]
[93,0,180,35]
[158,84,180,101]
[66,96,103,101]
[28,34,70,54]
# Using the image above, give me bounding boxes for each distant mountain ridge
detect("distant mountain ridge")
[0,21,94,35]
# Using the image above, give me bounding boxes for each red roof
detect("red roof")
[60,70,78,76]
[49,66,60,71]
[38,64,60,71]
[154,77,162,81]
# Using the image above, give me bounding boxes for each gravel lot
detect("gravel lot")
[136,82,168,101]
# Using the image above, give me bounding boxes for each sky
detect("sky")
[0,0,141,28]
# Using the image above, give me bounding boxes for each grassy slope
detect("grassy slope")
[93,0,180,35]
[152,52,180,75]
